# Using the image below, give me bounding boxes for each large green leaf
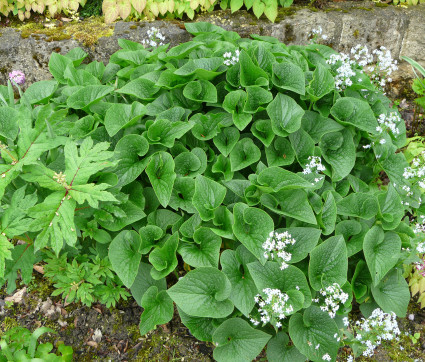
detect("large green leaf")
[220,246,258,316]
[330,97,378,134]
[104,102,145,137]
[267,332,306,362]
[267,93,304,136]
[261,190,317,225]
[308,235,348,290]
[307,64,335,101]
[212,318,271,362]
[67,85,113,109]
[289,306,339,362]
[109,230,142,288]
[320,129,355,181]
[371,269,410,317]
[248,261,312,309]
[178,227,222,268]
[272,61,305,95]
[363,226,401,286]
[167,267,234,318]
[130,262,166,306]
[233,203,274,263]
[258,166,313,192]
[337,193,379,219]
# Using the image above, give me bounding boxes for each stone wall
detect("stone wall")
[1,2,425,98]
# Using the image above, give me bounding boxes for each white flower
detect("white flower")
[322,354,331,361]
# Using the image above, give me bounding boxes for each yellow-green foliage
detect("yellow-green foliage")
[1,0,293,24]
[102,0,293,23]
[406,265,425,308]
[0,0,86,21]
[102,0,217,23]
[392,0,425,5]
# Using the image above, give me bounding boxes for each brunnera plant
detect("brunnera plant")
[0,22,423,361]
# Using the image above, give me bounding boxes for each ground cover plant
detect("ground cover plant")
[1,22,425,361]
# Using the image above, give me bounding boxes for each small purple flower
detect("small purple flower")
[9,70,25,86]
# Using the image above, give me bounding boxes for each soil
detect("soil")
[0,272,214,361]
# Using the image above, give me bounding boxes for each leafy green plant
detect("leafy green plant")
[0,0,86,20]
[43,251,130,307]
[0,326,73,361]
[102,0,292,23]
[0,22,423,361]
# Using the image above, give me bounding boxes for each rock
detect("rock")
[5,287,27,304]
[0,2,424,98]
[40,297,62,320]
[92,328,102,343]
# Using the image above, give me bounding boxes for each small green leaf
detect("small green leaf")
[229,138,261,172]
[213,127,240,156]
[145,152,176,208]
[192,175,227,221]
[149,233,179,280]
[139,286,174,335]
[183,80,217,103]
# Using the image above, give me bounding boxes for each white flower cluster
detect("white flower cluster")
[322,354,331,361]
[310,26,328,42]
[351,308,401,358]
[326,44,397,92]
[376,112,402,137]
[369,47,398,89]
[303,156,326,175]
[313,283,349,318]
[223,49,240,66]
[141,27,166,48]
[326,53,356,90]
[262,231,296,270]
[403,150,425,190]
[351,44,374,67]
[250,288,294,328]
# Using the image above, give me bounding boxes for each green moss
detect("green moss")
[129,25,138,29]
[353,29,360,38]
[355,6,373,11]
[375,2,389,7]
[15,17,113,48]
[1,317,19,333]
